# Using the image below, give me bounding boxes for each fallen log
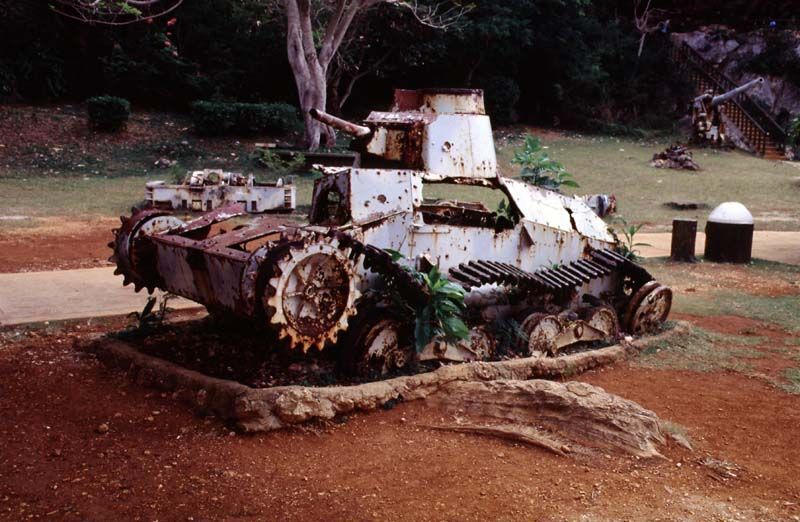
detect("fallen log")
[425,380,668,458]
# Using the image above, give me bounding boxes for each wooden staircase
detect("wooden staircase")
[672,41,786,160]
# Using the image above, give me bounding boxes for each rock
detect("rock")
[673,27,800,118]
[95,423,109,434]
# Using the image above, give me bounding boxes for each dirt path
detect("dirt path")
[0,219,118,273]
[638,230,800,265]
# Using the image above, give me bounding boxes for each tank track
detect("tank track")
[446,248,652,292]
[337,235,431,308]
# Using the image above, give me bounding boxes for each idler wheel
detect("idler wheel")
[624,281,673,335]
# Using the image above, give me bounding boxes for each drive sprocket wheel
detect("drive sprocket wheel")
[264,235,361,351]
[109,208,184,293]
[624,281,672,335]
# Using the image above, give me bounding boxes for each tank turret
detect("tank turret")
[311,88,497,179]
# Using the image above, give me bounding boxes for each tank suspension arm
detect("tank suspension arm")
[309,109,372,138]
[711,77,764,106]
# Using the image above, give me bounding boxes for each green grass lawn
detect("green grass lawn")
[1,130,798,232]
[496,132,800,231]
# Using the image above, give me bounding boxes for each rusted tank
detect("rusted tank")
[111,88,672,377]
[145,169,296,213]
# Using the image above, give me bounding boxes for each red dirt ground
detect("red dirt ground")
[0,222,116,273]
[1,308,799,521]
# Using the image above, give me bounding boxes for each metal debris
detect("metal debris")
[650,145,700,170]
[145,169,296,213]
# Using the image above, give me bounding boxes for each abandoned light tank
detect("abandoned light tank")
[111,88,672,377]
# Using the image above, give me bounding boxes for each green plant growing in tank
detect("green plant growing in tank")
[495,198,517,223]
[384,250,470,352]
[511,135,579,192]
[413,265,470,352]
[611,216,651,260]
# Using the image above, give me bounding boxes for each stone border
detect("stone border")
[81,322,689,432]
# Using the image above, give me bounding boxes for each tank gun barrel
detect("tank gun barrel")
[309,109,371,138]
[711,77,764,106]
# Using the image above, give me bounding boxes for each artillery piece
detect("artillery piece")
[691,77,764,146]
[111,88,672,377]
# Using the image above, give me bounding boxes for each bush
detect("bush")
[787,115,800,147]
[87,95,131,132]
[191,101,300,136]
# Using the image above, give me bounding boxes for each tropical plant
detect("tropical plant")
[384,250,469,352]
[511,135,579,192]
[611,216,651,260]
[413,265,470,352]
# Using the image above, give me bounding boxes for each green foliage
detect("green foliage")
[381,250,469,352]
[413,266,469,352]
[252,149,306,178]
[483,76,521,124]
[495,198,516,222]
[610,216,650,260]
[87,95,131,132]
[511,135,579,191]
[191,101,301,137]
[489,317,528,357]
[779,368,800,394]
[787,115,800,147]
[2,0,693,132]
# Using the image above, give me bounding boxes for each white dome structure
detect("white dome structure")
[708,202,754,225]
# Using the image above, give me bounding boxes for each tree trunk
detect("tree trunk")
[284,0,338,150]
[297,74,330,150]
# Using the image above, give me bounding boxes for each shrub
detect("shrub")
[191,101,300,136]
[511,135,579,192]
[87,95,131,132]
[190,101,238,135]
[787,115,800,147]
